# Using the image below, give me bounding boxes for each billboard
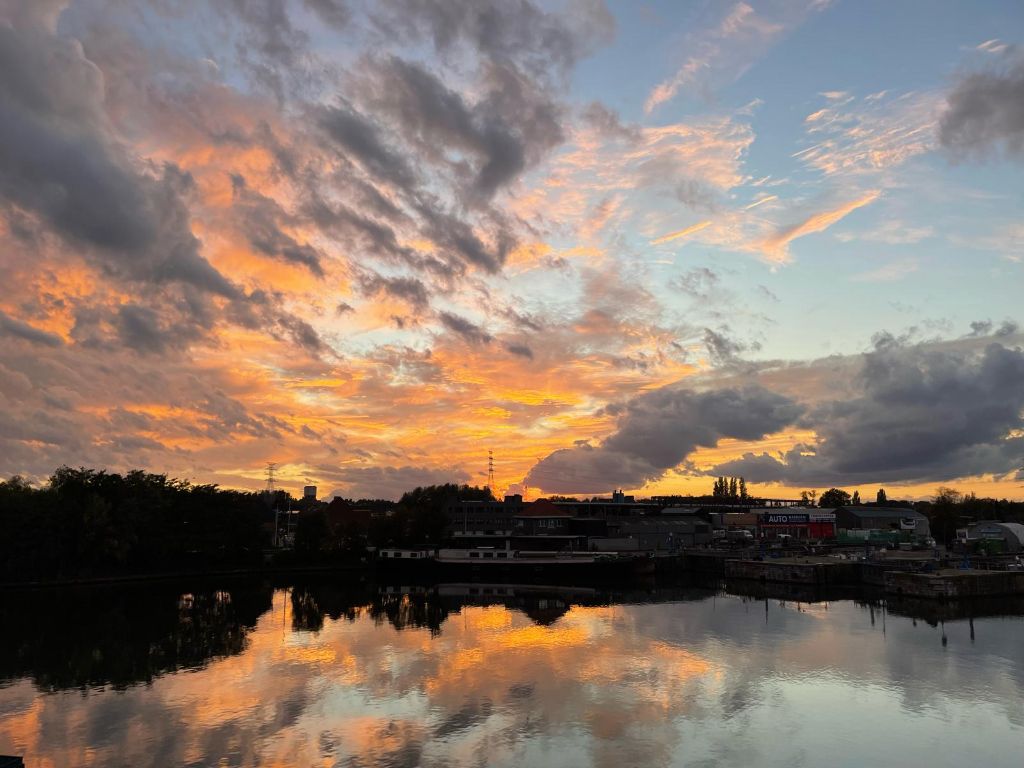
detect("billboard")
[761,513,809,526]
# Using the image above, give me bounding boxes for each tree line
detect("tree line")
[0,469,495,581]
[0,467,272,581]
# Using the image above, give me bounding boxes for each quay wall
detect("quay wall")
[725,559,860,586]
[884,570,1024,599]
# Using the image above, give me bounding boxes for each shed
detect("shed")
[966,521,1024,554]
[835,506,931,537]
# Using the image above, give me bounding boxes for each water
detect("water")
[1,578,1022,767]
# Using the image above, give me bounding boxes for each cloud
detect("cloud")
[939,57,1024,160]
[505,343,534,359]
[525,385,802,493]
[644,1,824,114]
[711,339,1024,485]
[651,220,712,245]
[796,91,940,176]
[439,312,492,346]
[302,0,350,29]
[849,258,919,283]
[0,310,63,347]
[355,55,564,202]
[318,100,418,190]
[672,267,719,299]
[359,274,431,311]
[0,14,235,298]
[759,190,880,262]
[229,175,324,276]
[372,0,614,79]
[327,464,471,501]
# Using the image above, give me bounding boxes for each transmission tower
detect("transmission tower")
[487,450,495,491]
[265,462,277,494]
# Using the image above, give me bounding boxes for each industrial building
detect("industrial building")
[835,506,931,538]
[962,521,1024,553]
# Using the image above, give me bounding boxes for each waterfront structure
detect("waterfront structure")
[590,517,712,551]
[445,494,524,537]
[751,507,836,540]
[962,521,1024,553]
[511,500,586,551]
[836,506,931,537]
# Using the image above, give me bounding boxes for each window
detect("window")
[497,552,507,559]
[470,551,480,558]
[410,552,418,558]
[381,552,389,558]
[484,552,493,558]
[394,552,402,558]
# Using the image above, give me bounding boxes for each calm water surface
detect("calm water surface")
[1,578,1022,767]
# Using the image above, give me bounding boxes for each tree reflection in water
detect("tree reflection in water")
[0,580,273,690]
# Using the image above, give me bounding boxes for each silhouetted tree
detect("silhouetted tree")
[929,487,964,545]
[819,488,851,508]
[0,467,270,582]
[738,477,748,500]
[876,488,887,504]
[852,490,861,505]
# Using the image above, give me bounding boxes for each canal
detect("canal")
[1,578,1022,767]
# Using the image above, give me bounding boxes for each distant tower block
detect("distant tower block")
[487,450,495,491]
[303,485,317,500]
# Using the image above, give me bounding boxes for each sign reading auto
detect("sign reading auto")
[763,513,810,526]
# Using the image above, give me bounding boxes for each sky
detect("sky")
[0,0,1022,501]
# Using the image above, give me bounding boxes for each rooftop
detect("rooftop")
[838,506,927,519]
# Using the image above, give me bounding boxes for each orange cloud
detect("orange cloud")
[650,219,712,245]
[759,190,881,262]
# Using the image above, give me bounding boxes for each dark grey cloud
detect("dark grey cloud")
[274,313,329,357]
[580,101,640,142]
[968,320,993,337]
[359,274,431,311]
[357,55,563,202]
[712,340,1024,485]
[966,319,1019,338]
[230,174,324,276]
[303,192,422,272]
[674,179,719,211]
[997,320,1020,337]
[414,200,514,273]
[940,58,1024,160]
[439,312,492,346]
[318,100,417,189]
[500,307,545,332]
[302,0,349,29]
[505,343,534,359]
[220,0,315,102]
[116,304,172,354]
[0,310,63,347]
[0,17,235,298]
[525,385,802,493]
[372,0,613,80]
[703,327,760,367]
[673,268,719,299]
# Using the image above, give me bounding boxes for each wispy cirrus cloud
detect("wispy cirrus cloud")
[651,220,712,245]
[757,190,881,262]
[796,91,940,176]
[644,0,829,114]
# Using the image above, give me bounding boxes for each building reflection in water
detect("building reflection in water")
[0,577,1022,767]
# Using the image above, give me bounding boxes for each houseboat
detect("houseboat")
[433,546,655,578]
